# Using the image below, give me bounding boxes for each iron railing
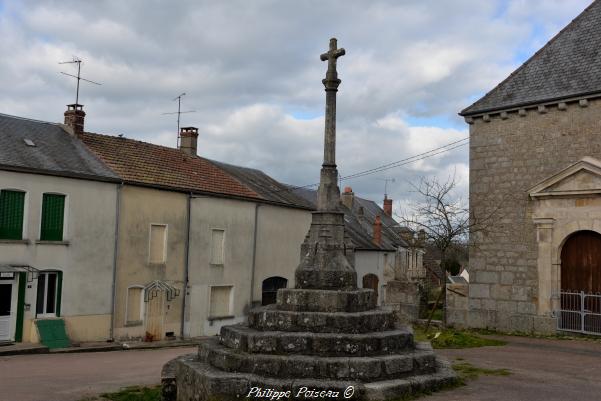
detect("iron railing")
[557,290,601,335]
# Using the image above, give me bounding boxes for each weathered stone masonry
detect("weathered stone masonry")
[464,99,601,333]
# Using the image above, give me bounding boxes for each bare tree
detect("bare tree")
[397,174,493,330]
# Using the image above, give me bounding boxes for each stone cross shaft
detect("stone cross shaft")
[320,38,345,167]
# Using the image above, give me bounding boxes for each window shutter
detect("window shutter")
[0,190,25,240]
[40,194,65,241]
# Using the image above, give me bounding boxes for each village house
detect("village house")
[456,0,601,335]
[0,109,120,344]
[1,100,425,342]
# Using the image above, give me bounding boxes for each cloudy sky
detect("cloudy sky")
[0,0,592,210]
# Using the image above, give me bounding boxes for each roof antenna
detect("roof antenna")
[59,56,102,105]
[378,178,396,197]
[161,93,196,148]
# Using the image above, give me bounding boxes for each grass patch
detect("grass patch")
[472,327,601,342]
[81,386,161,401]
[414,327,507,349]
[452,361,511,381]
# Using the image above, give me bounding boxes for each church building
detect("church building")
[457,0,601,334]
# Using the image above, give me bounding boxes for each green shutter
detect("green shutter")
[0,190,25,240]
[15,272,26,342]
[40,194,65,241]
[56,271,63,317]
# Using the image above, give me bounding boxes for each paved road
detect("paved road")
[423,335,601,401]
[2,336,601,401]
[0,346,195,401]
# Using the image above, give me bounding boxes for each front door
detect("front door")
[362,274,379,304]
[144,289,165,341]
[561,230,601,293]
[0,283,13,341]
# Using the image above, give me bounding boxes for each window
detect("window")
[262,277,288,305]
[0,190,25,240]
[209,285,232,317]
[149,224,167,264]
[210,229,225,265]
[36,271,62,317]
[126,286,144,324]
[40,194,66,241]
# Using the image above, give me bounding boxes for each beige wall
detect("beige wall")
[113,185,187,340]
[187,196,256,336]
[466,98,601,333]
[0,170,117,342]
[253,205,311,304]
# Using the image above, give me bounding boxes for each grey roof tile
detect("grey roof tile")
[461,0,601,115]
[0,113,119,181]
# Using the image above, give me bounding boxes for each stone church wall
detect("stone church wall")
[464,98,601,333]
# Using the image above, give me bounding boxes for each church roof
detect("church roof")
[0,113,119,182]
[461,0,601,116]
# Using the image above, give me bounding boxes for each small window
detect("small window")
[210,229,225,265]
[149,224,167,264]
[126,287,144,324]
[209,285,232,318]
[40,194,66,241]
[262,277,288,305]
[0,190,25,240]
[36,271,62,317]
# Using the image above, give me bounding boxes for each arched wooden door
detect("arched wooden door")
[561,230,601,293]
[262,277,288,306]
[362,274,379,304]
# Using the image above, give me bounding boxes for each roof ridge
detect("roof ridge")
[0,112,61,126]
[460,0,600,116]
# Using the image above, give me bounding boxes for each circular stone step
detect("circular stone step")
[248,305,396,333]
[220,324,414,356]
[199,338,437,382]
[171,351,457,401]
[277,288,376,312]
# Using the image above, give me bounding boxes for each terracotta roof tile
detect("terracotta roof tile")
[80,132,259,199]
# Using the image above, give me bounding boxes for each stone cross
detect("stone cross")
[320,38,345,168]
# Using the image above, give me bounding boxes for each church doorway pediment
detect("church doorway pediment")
[529,157,601,198]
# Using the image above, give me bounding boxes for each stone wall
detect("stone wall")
[446,283,468,328]
[385,280,420,323]
[465,98,601,333]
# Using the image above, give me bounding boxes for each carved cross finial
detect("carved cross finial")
[320,38,345,89]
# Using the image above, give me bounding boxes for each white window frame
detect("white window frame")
[37,192,69,241]
[125,285,145,325]
[148,223,168,264]
[1,188,28,240]
[36,271,59,318]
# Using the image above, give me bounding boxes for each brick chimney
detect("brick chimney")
[179,127,199,156]
[383,195,393,217]
[373,215,382,246]
[341,186,354,210]
[64,104,85,136]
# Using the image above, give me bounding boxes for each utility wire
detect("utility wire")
[270,137,469,196]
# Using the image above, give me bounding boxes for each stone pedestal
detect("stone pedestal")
[162,38,456,400]
[163,286,456,401]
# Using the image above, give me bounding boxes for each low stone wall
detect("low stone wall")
[446,283,468,328]
[385,280,420,323]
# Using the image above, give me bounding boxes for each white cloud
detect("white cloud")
[0,0,591,208]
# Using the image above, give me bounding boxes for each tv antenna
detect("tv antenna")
[59,57,102,105]
[378,178,396,197]
[162,93,196,147]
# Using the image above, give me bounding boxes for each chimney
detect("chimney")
[64,104,85,136]
[383,195,393,217]
[179,127,199,156]
[341,186,354,209]
[373,215,382,246]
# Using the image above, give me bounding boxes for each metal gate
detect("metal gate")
[557,291,601,335]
